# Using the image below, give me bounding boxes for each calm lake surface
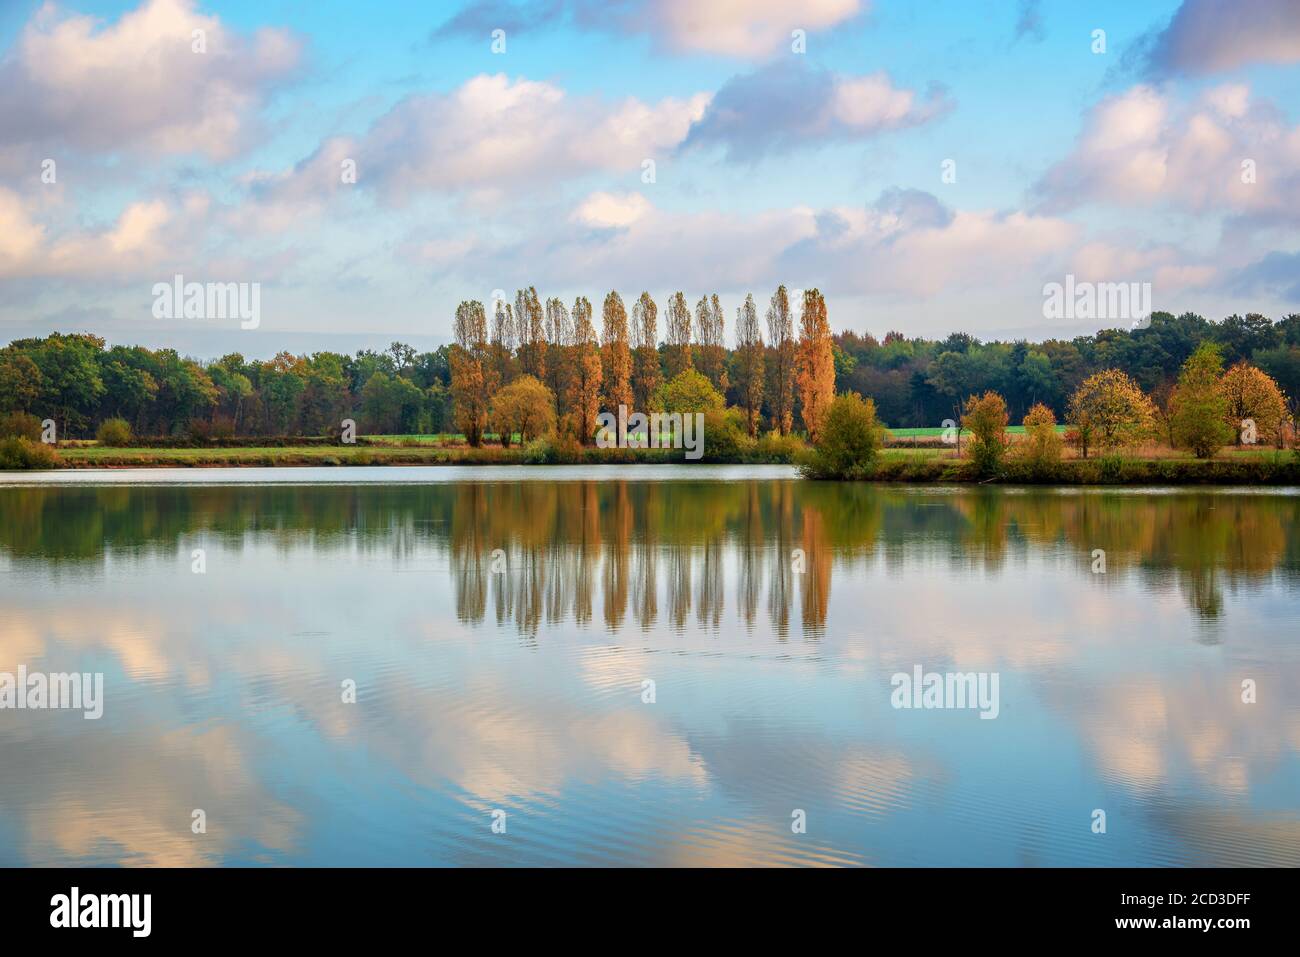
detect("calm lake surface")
[1,466,1297,867]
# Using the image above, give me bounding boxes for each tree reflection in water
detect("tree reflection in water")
[1,481,1295,634]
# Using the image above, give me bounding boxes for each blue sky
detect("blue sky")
[1,0,1298,356]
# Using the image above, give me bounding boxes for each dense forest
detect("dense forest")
[1,285,1298,441]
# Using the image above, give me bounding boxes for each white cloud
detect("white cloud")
[249,74,708,205]
[416,189,1079,304]
[1070,241,1217,292]
[570,191,652,228]
[646,0,865,57]
[684,62,949,159]
[0,0,302,160]
[0,187,213,281]
[435,0,867,58]
[1035,84,1300,221]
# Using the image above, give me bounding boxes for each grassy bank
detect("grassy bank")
[865,452,1300,485]
[49,442,795,468]
[1,432,1292,485]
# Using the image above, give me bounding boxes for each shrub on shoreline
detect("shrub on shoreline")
[1019,403,1063,478]
[962,391,1009,478]
[0,412,42,441]
[96,417,134,447]
[801,393,883,480]
[0,436,59,470]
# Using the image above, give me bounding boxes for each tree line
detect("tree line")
[1,289,1298,445]
[447,287,833,448]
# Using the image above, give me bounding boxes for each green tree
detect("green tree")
[0,351,44,413]
[1170,342,1233,458]
[31,333,106,435]
[360,371,422,434]
[655,369,724,415]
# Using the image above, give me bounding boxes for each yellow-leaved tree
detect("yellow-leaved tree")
[1067,369,1157,457]
[1220,361,1288,447]
[795,289,835,442]
[491,375,556,447]
[450,300,492,446]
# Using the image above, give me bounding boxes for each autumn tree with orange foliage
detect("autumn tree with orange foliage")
[568,296,603,443]
[1220,361,1288,446]
[796,289,835,442]
[601,291,633,417]
[632,292,661,410]
[514,287,546,382]
[451,299,492,446]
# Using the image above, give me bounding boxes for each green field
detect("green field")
[886,425,1069,437]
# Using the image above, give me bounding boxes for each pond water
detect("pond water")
[1,467,1297,866]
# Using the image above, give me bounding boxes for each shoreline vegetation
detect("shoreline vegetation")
[2,289,1298,484]
[7,433,1299,485]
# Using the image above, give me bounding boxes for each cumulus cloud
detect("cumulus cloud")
[1034,84,1300,221]
[0,186,214,281]
[459,193,816,291]
[244,74,707,206]
[683,61,950,160]
[412,188,1078,302]
[434,0,866,57]
[0,0,302,161]
[619,0,865,57]
[1068,240,1217,294]
[780,194,1077,298]
[1134,0,1300,76]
